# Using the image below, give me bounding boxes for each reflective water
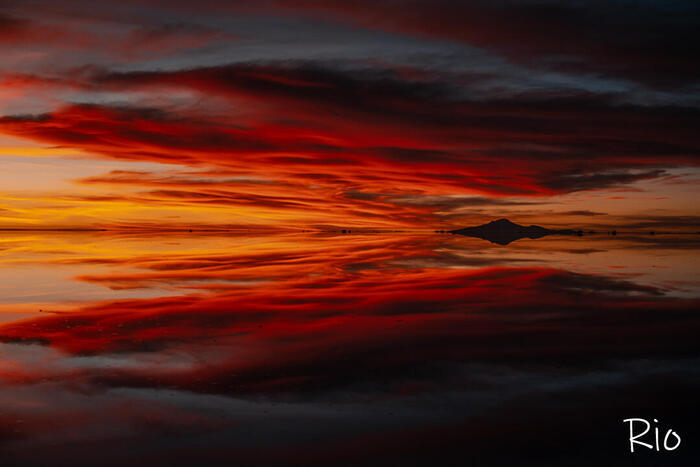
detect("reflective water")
[0,232,698,465]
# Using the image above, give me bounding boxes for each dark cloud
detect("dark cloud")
[282,0,700,89]
[559,210,606,217]
[0,12,26,37]
[615,215,700,231]
[542,169,668,192]
[388,194,542,210]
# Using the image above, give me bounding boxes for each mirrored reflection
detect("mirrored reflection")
[0,232,699,465]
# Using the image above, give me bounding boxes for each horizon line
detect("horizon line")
[1,227,698,235]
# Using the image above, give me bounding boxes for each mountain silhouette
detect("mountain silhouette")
[450,219,578,245]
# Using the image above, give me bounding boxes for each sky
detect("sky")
[0,0,699,230]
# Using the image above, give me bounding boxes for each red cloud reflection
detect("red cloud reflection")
[1,248,697,395]
[0,232,698,466]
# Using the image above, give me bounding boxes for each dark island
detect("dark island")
[450,218,580,245]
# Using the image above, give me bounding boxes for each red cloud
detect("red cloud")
[2,64,699,206]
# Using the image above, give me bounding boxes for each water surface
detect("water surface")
[0,232,698,465]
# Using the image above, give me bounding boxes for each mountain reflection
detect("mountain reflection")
[0,232,698,465]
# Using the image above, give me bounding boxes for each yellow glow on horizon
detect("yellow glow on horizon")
[0,145,94,158]
[1,130,698,231]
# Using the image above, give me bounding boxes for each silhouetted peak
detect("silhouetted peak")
[450,219,577,245]
[489,218,518,226]
[489,217,518,225]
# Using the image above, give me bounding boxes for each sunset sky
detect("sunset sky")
[1,0,699,230]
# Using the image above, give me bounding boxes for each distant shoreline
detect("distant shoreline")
[0,228,698,234]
